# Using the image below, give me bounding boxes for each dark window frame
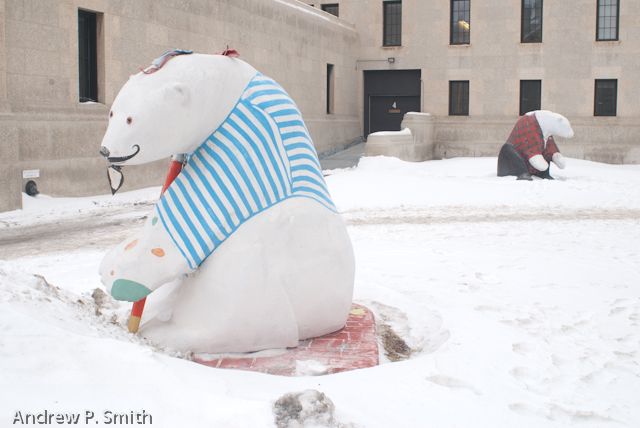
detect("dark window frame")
[321,3,339,17]
[383,1,402,47]
[450,0,470,45]
[596,0,619,41]
[521,0,543,43]
[327,64,334,114]
[78,9,98,102]
[449,81,470,116]
[594,79,617,116]
[519,80,542,116]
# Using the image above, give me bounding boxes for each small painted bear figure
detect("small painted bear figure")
[497,110,574,180]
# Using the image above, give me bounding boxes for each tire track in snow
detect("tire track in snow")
[342,206,640,226]
[0,203,154,260]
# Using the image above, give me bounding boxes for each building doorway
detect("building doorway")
[364,70,421,138]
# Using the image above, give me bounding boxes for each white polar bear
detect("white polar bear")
[99,53,355,353]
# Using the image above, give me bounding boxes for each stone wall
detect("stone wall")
[432,116,640,164]
[0,0,361,212]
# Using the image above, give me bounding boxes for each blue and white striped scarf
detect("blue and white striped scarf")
[156,73,337,269]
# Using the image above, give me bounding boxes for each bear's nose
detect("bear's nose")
[99,146,110,158]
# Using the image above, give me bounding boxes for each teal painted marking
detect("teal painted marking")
[152,217,158,226]
[111,279,152,302]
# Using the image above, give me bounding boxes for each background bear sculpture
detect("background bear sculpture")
[497,110,574,180]
[98,51,356,353]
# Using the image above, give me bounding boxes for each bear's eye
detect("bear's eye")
[109,111,113,118]
[126,117,133,125]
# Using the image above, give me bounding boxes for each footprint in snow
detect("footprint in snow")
[425,375,482,395]
[512,342,537,355]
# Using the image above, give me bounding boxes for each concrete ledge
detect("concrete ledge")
[366,128,415,159]
[365,112,435,162]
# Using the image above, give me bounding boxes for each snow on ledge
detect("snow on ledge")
[269,0,357,30]
[369,128,412,137]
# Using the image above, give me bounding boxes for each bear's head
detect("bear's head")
[100,75,192,165]
[100,54,257,166]
[528,110,574,140]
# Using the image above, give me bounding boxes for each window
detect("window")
[594,79,617,116]
[451,1,470,45]
[78,10,98,102]
[520,80,541,115]
[597,0,619,41]
[327,64,334,114]
[521,0,543,43]
[383,1,402,47]
[449,81,469,116]
[321,3,339,17]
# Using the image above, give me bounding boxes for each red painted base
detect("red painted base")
[194,303,379,376]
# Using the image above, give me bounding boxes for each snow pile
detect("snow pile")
[295,360,331,376]
[0,262,197,361]
[273,390,341,428]
[0,262,163,351]
[1,262,125,334]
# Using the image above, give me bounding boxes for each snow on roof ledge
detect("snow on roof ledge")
[270,0,357,31]
[405,112,431,116]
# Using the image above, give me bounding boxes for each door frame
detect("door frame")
[363,69,422,139]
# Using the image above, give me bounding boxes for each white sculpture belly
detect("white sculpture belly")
[140,197,355,353]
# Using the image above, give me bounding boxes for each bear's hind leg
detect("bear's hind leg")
[497,143,531,180]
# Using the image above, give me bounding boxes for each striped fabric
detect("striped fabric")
[156,73,337,269]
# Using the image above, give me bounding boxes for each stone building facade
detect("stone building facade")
[0,0,360,212]
[319,0,640,163]
[1,0,639,212]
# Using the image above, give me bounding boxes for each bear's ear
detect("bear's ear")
[162,82,191,106]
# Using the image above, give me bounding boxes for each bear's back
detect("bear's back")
[156,74,336,269]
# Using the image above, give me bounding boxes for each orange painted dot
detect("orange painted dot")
[110,270,114,276]
[125,239,138,251]
[151,248,165,257]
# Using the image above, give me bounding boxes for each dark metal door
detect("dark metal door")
[368,95,421,135]
[363,69,421,138]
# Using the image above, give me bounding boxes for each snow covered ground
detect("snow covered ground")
[1,156,639,427]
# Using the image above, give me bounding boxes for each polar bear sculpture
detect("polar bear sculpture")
[98,53,355,353]
[497,110,574,180]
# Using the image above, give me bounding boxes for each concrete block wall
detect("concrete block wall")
[0,0,361,213]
